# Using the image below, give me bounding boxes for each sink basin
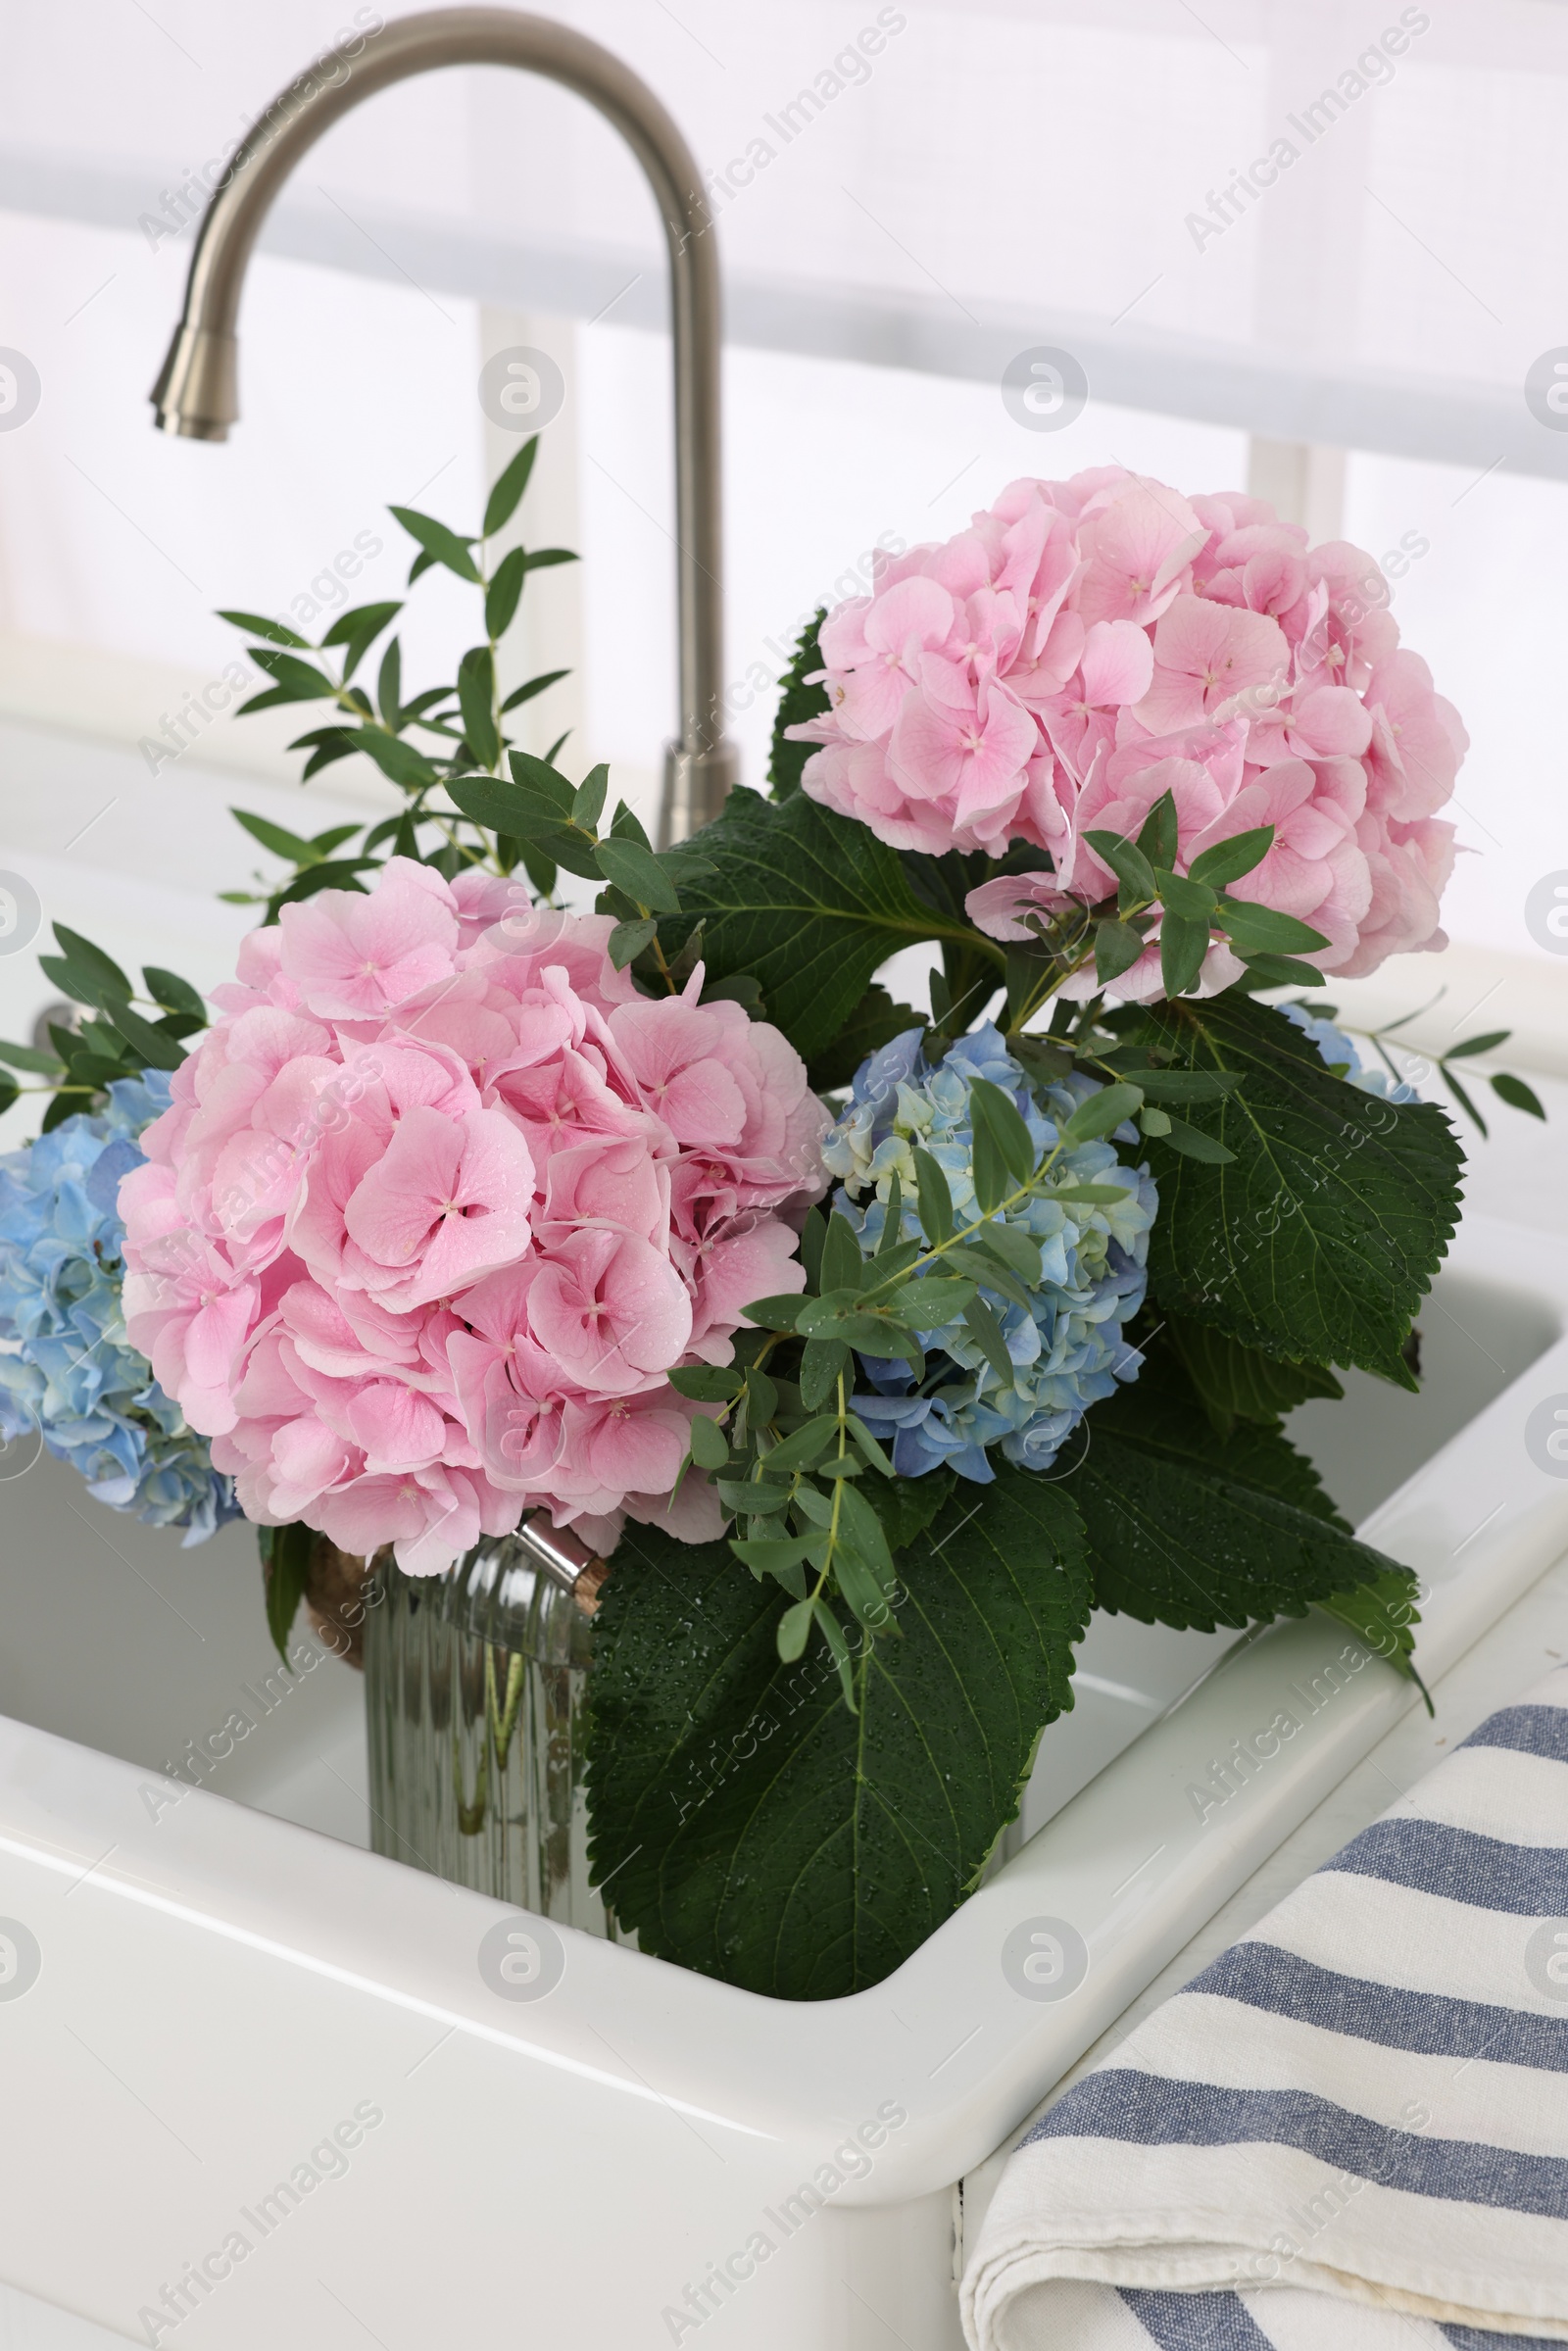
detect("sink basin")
[0,1211,1565,2350]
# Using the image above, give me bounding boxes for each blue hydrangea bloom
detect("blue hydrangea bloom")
[821,1025,1157,1482]
[1278,1000,1417,1102]
[0,1074,239,1543]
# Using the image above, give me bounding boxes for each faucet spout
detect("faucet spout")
[151,7,736,841]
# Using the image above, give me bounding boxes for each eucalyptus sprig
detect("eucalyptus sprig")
[669,1073,1166,1698]
[216,434,578,919]
[1313,993,1546,1135]
[985,790,1331,1054]
[1083,796,1332,998]
[441,758,723,999]
[0,923,210,1133]
[214,431,728,1000]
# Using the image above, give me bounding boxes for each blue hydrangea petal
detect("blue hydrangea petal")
[0,1099,238,1544]
[1278,999,1418,1102]
[825,1024,1156,1481]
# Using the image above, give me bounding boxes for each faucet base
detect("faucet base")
[660,739,740,845]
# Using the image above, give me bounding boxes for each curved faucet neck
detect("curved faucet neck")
[152,6,735,840]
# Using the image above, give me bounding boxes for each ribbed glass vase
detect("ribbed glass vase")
[363,1521,624,1937]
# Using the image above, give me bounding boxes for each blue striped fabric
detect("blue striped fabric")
[961,1666,1568,2351]
[1439,2330,1565,2350]
[1185,1941,1568,2072]
[1029,2074,1568,2217]
[1458,1707,1568,1765]
[1118,2289,1274,2348]
[1326,1815,1568,1914]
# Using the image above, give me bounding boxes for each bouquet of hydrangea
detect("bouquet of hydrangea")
[7,442,1543,2003]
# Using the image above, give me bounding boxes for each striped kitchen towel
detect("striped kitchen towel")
[962,1666,1568,2349]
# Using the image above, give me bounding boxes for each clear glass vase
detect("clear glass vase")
[363,1520,624,1937]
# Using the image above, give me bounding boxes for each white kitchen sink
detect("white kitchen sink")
[0,1209,1565,2350]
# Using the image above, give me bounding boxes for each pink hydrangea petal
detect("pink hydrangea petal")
[1288,683,1374,759]
[343,1382,447,1474]
[1078,619,1154,708]
[626,1471,725,1545]
[279,857,460,1020]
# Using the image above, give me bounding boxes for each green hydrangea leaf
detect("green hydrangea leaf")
[660,788,985,1062]
[1076,1353,1423,1689]
[766,610,829,799]
[1136,993,1462,1387]
[806,985,919,1096]
[260,1524,313,1666]
[1162,1317,1344,1436]
[587,1465,1092,1997]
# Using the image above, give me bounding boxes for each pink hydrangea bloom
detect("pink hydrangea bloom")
[792,470,1465,993]
[120,861,827,1573]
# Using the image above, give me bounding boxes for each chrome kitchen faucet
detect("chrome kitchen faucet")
[150,7,736,844]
